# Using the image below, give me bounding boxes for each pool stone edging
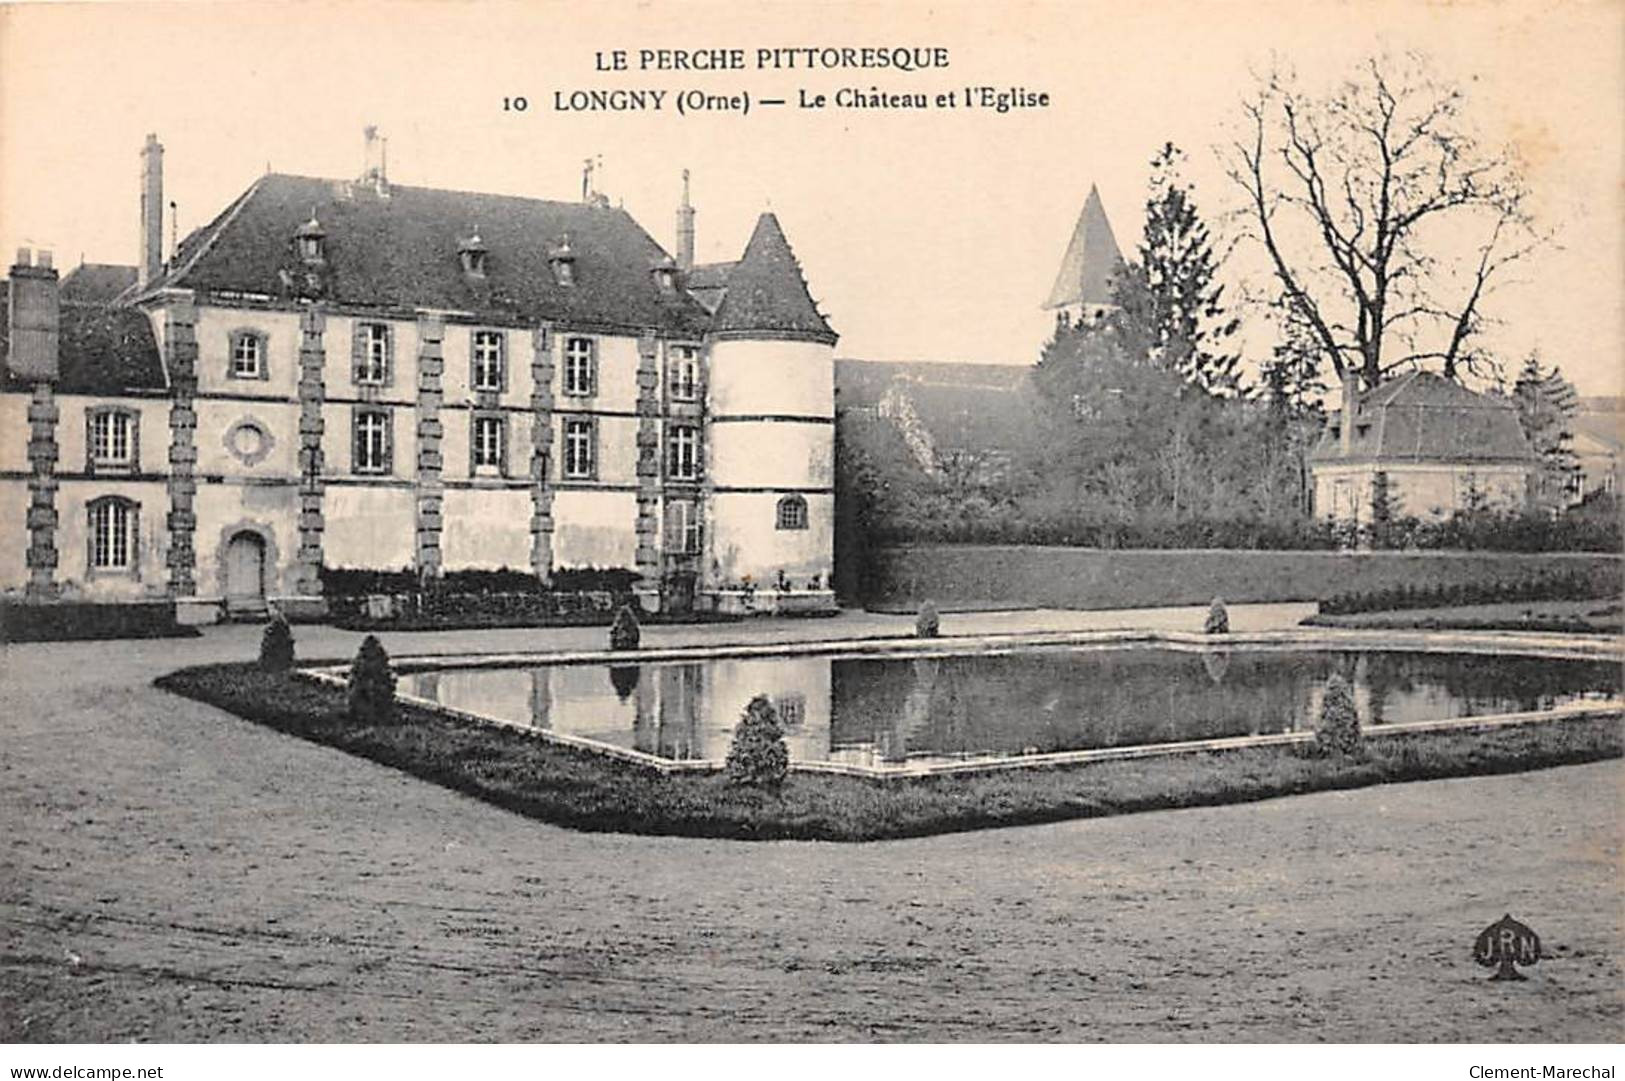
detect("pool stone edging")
[294,627,1624,780]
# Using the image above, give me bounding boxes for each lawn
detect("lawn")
[1303,598,1623,634]
[155,662,1623,842]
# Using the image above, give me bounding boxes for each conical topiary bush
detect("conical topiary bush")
[259,614,295,672]
[725,695,789,791]
[1316,672,1363,756]
[609,603,641,651]
[347,634,396,724]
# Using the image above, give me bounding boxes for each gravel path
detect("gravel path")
[2,609,1620,1042]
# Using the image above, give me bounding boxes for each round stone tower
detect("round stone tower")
[702,212,838,611]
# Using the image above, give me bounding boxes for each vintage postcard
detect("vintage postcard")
[0,0,1620,1068]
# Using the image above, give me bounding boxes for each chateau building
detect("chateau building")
[0,134,838,619]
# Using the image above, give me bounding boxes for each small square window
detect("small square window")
[230,332,264,379]
[563,337,596,396]
[776,495,808,531]
[775,694,805,728]
[563,416,595,479]
[472,330,505,392]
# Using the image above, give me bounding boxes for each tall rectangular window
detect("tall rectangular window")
[472,330,505,391]
[354,409,391,473]
[667,424,700,481]
[669,345,699,401]
[473,414,506,472]
[90,499,134,570]
[563,337,596,396]
[355,322,391,384]
[665,500,702,554]
[563,416,595,479]
[89,410,134,467]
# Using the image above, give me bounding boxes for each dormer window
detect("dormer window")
[652,256,677,293]
[549,236,576,286]
[459,232,488,278]
[295,214,326,264]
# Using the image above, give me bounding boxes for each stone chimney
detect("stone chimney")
[676,169,696,271]
[138,134,164,289]
[1339,370,1359,456]
[362,125,389,195]
[7,247,60,382]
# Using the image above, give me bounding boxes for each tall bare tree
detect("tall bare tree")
[1229,52,1541,389]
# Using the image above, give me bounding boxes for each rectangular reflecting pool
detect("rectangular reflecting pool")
[402,647,1622,770]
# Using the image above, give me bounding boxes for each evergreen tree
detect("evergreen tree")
[1368,470,1397,547]
[1112,143,1241,394]
[1512,354,1580,511]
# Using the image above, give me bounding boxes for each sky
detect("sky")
[1,0,1620,396]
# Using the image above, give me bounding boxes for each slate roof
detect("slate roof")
[1309,371,1536,465]
[148,174,715,337]
[0,282,166,394]
[708,213,837,344]
[61,263,138,306]
[1044,184,1124,311]
[835,359,1031,455]
[835,358,1027,407]
[685,261,735,314]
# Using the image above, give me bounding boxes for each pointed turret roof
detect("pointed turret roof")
[709,212,837,344]
[1043,185,1124,311]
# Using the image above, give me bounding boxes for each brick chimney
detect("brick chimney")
[138,133,164,289]
[1339,369,1359,456]
[676,169,695,271]
[7,247,60,382]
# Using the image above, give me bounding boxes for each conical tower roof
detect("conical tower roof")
[1043,185,1124,310]
[710,212,837,344]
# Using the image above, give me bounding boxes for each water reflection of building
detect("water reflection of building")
[405,649,1620,768]
[409,657,832,762]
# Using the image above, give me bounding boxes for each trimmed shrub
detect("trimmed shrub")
[1316,672,1363,757]
[1204,596,1230,635]
[725,695,789,791]
[258,615,295,672]
[0,600,196,643]
[609,604,641,650]
[347,635,396,724]
[916,600,940,638]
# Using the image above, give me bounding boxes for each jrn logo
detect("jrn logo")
[1474,913,1542,981]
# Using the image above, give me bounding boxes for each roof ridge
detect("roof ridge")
[266,171,649,214]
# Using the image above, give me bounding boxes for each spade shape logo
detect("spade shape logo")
[1473,914,1542,981]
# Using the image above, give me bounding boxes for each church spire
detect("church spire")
[1043,184,1124,315]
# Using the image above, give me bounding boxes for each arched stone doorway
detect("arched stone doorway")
[223,530,268,616]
